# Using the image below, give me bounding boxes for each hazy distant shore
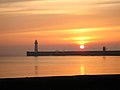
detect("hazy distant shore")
[1,74,120,89]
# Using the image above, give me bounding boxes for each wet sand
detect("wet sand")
[0,74,120,90]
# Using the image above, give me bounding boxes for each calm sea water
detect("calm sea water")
[0,56,120,78]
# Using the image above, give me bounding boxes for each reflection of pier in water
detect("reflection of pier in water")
[103,56,106,61]
[34,57,38,77]
[33,56,108,77]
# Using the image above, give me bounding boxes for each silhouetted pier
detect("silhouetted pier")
[26,40,120,56]
[27,51,120,56]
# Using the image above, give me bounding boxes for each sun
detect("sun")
[80,45,85,49]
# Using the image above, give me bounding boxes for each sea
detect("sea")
[0,56,120,78]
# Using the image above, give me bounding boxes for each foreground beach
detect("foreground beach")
[0,74,120,89]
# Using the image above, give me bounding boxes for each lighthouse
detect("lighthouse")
[34,40,38,52]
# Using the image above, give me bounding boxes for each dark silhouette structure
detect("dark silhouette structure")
[34,40,38,52]
[26,40,120,56]
[103,46,106,51]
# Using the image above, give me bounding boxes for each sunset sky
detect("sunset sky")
[0,0,120,56]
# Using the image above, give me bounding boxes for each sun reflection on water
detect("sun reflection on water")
[80,64,85,75]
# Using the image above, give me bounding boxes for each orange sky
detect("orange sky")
[0,0,120,56]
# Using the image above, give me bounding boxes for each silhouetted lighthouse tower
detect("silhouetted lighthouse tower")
[34,40,38,52]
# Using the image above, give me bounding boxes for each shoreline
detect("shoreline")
[1,74,120,89]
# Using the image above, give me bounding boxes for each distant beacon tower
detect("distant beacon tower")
[103,46,106,51]
[34,40,38,52]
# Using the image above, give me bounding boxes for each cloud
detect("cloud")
[0,0,38,3]
[97,0,120,5]
[0,0,101,15]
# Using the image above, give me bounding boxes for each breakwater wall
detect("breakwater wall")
[27,51,120,56]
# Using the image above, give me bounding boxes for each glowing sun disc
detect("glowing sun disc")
[80,45,85,49]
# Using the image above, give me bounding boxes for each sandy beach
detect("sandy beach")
[0,74,120,89]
